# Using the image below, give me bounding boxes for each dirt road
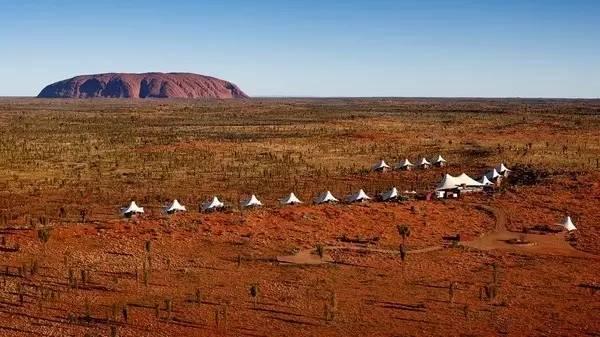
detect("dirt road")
[278,203,598,265]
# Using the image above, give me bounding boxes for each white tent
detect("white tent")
[372,159,391,171]
[456,173,485,187]
[560,216,577,231]
[380,187,399,201]
[165,199,186,213]
[396,158,414,170]
[347,189,372,203]
[486,168,501,181]
[418,157,431,168]
[241,194,263,208]
[314,191,339,204]
[433,155,447,166]
[202,196,225,211]
[479,175,494,186]
[436,173,484,192]
[496,163,511,176]
[280,192,303,205]
[122,201,144,215]
[436,174,460,191]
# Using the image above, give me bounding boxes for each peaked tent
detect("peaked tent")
[496,163,511,176]
[436,174,460,191]
[396,158,415,170]
[241,194,263,208]
[479,175,494,186]
[202,196,225,211]
[418,157,431,168]
[380,187,399,201]
[165,199,186,213]
[314,191,339,204]
[347,189,372,203]
[433,155,447,167]
[560,216,577,231]
[373,159,391,171]
[123,201,144,215]
[280,192,303,205]
[436,173,484,192]
[486,168,501,181]
[456,173,485,187]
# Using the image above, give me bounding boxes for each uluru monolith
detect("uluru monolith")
[38,72,249,99]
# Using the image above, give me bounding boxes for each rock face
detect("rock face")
[38,72,248,99]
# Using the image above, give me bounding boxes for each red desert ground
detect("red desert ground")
[0,95,598,336]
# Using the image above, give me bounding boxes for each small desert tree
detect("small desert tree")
[80,209,88,223]
[399,244,407,262]
[37,227,52,256]
[195,288,202,305]
[396,224,411,244]
[449,282,456,303]
[399,244,408,279]
[249,284,259,308]
[37,228,51,245]
[122,305,129,323]
[165,299,173,320]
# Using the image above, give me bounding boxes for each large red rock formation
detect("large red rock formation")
[38,72,248,99]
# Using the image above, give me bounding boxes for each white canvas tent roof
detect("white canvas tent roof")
[560,216,577,231]
[436,173,484,191]
[315,191,339,204]
[479,175,494,186]
[436,174,460,191]
[280,192,303,205]
[418,157,431,166]
[380,187,399,201]
[123,201,144,215]
[347,189,371,202]
[397,158,414,168]
[496,163,511,173]
[165,199,186,213]
[456,173,485,187]
[486,168,500,180]
[202,196,224,211]
[373,159,391,171]
[241,194,263,208]
[433,155,447,164]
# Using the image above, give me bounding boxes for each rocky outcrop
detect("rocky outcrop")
[38,72,248,99]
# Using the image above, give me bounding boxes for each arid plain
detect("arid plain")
[0,98,599,337]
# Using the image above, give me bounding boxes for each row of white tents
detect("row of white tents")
[123,162,508,216]
[120,161,577,231]
[123,196,578,232]
[373,155,447,171]
[122,187,416,216]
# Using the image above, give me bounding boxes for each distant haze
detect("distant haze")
[0,0,599,98]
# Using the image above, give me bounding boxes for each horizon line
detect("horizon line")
[1,95,599,100]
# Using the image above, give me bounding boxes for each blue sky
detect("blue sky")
[0,0,599,97]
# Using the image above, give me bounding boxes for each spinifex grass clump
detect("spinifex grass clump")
[315,244,325,260]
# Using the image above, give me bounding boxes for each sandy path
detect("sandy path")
[464,204,597,258]
[277,203,598,265]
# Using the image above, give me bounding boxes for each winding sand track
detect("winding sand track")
[277,203,597,265]
[464,204,596,258]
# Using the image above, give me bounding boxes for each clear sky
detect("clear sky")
[1,0,599,97]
